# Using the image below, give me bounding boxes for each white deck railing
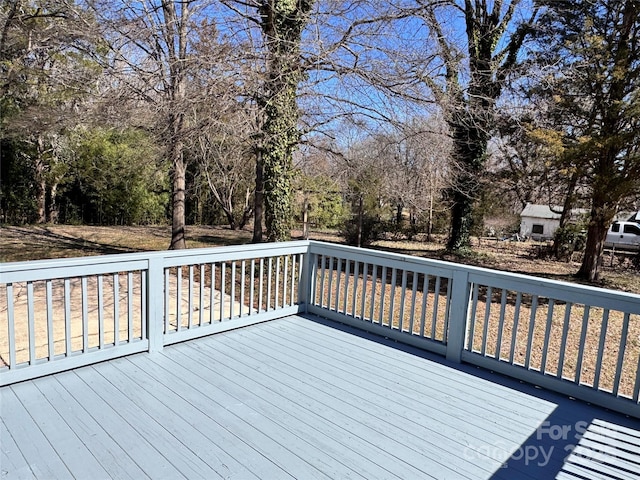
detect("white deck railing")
[2,240,639,417]
[0,241,309,385]
[306,242,640,418]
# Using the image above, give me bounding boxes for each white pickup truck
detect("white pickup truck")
[605,221,640,250]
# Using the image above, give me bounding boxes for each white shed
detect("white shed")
[519,204,562,240]
[519,204,589,240]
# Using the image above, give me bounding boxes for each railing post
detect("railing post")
[147,255,164,352]
[298,246,315,313]
[446,270,471,363]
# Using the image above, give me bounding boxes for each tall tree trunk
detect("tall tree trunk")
[47,181,59,224]
[258,0,313,243]
[170,148,187,249]
[164,0,188,250]
[552,170,579,257]
[252,150,264,243]
[576,162,619,281]
[446,119,487,251]
[34,136,46,224]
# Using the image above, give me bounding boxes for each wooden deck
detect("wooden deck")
[2,314,640,479]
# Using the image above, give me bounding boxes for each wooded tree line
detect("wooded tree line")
[1,0,638,282]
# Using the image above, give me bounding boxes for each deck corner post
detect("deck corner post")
[446,269,471,363]
[147,255,164,352]
[299,245,315,313]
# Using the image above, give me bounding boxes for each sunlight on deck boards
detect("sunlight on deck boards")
[2,314,639,479]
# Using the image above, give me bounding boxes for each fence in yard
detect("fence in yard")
[2,240,639,417]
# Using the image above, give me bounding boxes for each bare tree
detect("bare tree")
[411,1,540,251]
[92,0,220,249]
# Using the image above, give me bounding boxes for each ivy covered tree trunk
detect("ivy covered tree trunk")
[422,2,535,252]
[446,114,489,251]
[258,0,313,242]
[252,150,264,243]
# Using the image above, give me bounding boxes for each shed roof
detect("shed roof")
[520,204,563,219]
[520,203,589,220]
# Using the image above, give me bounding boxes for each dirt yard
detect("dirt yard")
[1,224,639,294]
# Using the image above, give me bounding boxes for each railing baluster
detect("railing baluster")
[46,280,54,359]
[250,259,255,315]
[557,302,573,379]
[368,264,377,323]
[258,258,264,312]
[575,306,591,385]
[420,274,429,338]
[480,286,492,357]
[594,309,610,390]
[65,278,72,353]
[319,255,326,308]
[326,256,333,310]
[443,277,452,343]
[342,260,351,315]
[399,270,407,331]
[165,269,171,332]
[289,255,302,305]
[127,272,134,341]
[140,272,147,341]
[81,277,89,352]
[378,266,386,325]
[267,257,273,311]
[431,276,441,340]
[176,267,183,331]
[467,283,480,350]
[187,266,194,329]
[351,261,359,317]
[210,263,216,324]
[335,258,342,312]
[113,274,120,346]
[297,253,304,303]
[495,289,508,360]
[231,261,237,318]
[7,284,16,367]
[613,313,631,397]
[27,281,35,364]
[282,256,288,307]
[96,275,105,350]
[199,264,205,325]
[524,295,538,370]
[388,268,397,328]
[508,292,522,364]
[274,257,280,310]
[220,262,226,320]
[540,299,556,374]
[360,263,368,321]
[409,271,418,335]
[240,260,246,317]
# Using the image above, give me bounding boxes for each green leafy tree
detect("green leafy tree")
[70,128,168,225]
[1,0,101,224]
[534,0,640,281]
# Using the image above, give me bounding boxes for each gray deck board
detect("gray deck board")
[2,314,640,480]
